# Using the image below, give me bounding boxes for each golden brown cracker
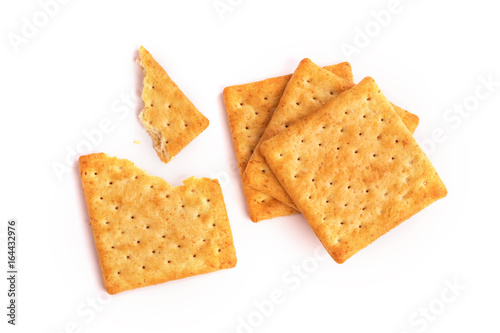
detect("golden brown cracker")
[78,153,236,294]
[138,46,209,163]
[260,77,447,263]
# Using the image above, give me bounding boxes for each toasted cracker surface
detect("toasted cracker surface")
[244,59,419,210]
[260,77,447,263]
[223,62,353,222]
[138,46,209,163]
[78,153,236,294]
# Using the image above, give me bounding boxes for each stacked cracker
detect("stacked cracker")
[224,59,446,263]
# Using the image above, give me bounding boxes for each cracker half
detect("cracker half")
[260,77,447,263]
[79,153,236,294]
[223,62,354,222]
[244,59,419,210]
[138,46,209,163]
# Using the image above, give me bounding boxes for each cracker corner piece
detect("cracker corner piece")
[244,60,420,210]
[260,77,447,263]
[78,153,236,294]
[138,46,209,164]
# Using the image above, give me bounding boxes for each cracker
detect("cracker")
[138,46,209,163]
[78,153,236,294]
[223,62,354,222]
[260,77,447,263]
[243,59,419,210]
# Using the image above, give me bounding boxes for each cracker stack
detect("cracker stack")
[225,59,446,263]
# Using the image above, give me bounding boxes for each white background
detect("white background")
[1,0,499,332]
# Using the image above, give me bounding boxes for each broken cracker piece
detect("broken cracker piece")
[79,153,236,294]
[138,46,209,163]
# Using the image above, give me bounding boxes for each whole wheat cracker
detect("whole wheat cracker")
[243,59,419,210]
[138,46,209,163]
[79,153,236,294]
[223,62,354,222]
[260,77,447,263]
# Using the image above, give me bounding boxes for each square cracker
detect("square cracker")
[78,153,236,294]
[243,59,419,210]
[223,62,354,222]
[138,46,209,163]
[260,77,447,263]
